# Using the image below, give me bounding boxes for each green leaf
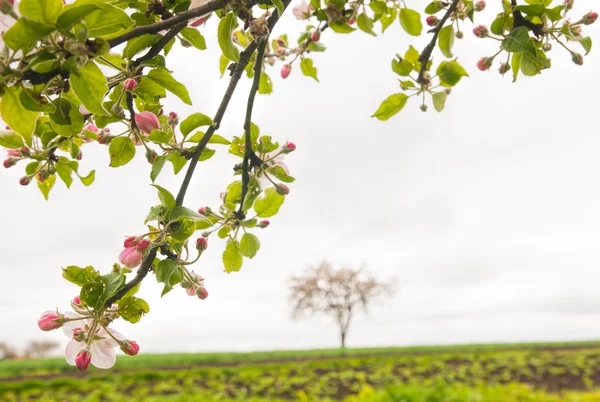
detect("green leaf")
[490,15,508,35]
[84,4,133,37]
[150,154,168,182]
[218,13,240,62]
[49,98,83,137]
[425,1,444,14]
[156,259,183,297]
[79,170,95,186]
[223,241,243,273]
[118,296,150,323]
[399,8,422,36]
[20,0,62,25]
[380,8,397,33]
[438,25,454,58]
[123,34,161,59]
[357,13,376,36]
[19,89,55,112]
[545,5,565,21]
[209,134,231,145]
[147,68,192,105]
[258,73,273,94]
[181,112,213,136]
[152,184,176,212]
[180,27,207,50]
[37,174,56,200]
[149,129,172,144]
[520,51,549,76]
[240,233,260,259]
[80,281,104,309]
[300,58,319,82]
[168,153,187,174]
[511,52,521,82]
[108,137,136,167]
[70,61,109,116]
[272,0,285,16]
[56,161,74,188]
[101,271,125,302]
[3,18,54,50]
[62,265,99,286]
[436,60,469,86]
[514,4,545,16]
[0,130,24,149]
[502,26,536,54]
[371,93,408,121]
[329,22,356,34]
[432,92,447,112]
[392,59,413,76]
[254,187,285,217]
[0,87,38,146]
[169,206,210,223]
[370,1,388,14]
[219,54,229,78]
[579,37,592,55]
[57,4,101,30]
[268,165,295,183]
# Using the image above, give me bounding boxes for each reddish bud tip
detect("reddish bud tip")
[473,25,488,38]
[73,296,81,305]
[84,124,99,134]
[583,11,598,25]
[474,0,486,12]
[476,57,493,71]
[19,176,31,186]
[198,207,209,215]
[275,184,290,195]
[196,287,209,300]
[426,16,439,27]
[167,111,179,126]
[123,79,137,92]
[121,340,140,356]
[3,158,15,169]
[348,18,356,25]
[124,236,137,248]
[196,237,208,252]
[281,64,292,79]
[311,30,321,42]
[136,239,151,251]
[257,220,270,228]
[571,52,584,65]
[75,349,92,370]
[276,38,287,47]
[37,311,63,331]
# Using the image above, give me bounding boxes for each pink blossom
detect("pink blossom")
[281,64,292,79]
[64,321,125,370]
[37,311,63,331]
[134,111,160,134]
[583,11,598,25]
[6,149,20,157]
[124,236,137,248]
[120,340,140,356]
[119,247,143,268]
[124,79,137,92]
[292,1,313,20]
[75,349,92,370]
[186,286,197,296]
[426,16,439,27]
[257,220,270,228]
[196,237,208,251]
[196,287,209,300]
[3,158,15,168]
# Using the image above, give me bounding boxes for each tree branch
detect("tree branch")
[108,0,230,48]
[175,0,290,207]
[417,0,461,85]
[126,92,137,129]
[510,0,544,37]
[236,39,267,218]
[132,22,187,68]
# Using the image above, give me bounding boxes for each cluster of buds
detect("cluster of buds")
[119,236,151,268]
[472,25,488,38]
[182,271,209,300]
[3,147,30,170]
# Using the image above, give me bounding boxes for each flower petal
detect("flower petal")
[90,342,117,369]
[61,311,83,338]
[65,339,85,366]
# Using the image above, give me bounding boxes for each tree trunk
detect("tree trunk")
[340,331,346,349]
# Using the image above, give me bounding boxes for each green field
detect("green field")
[3,341,600,401]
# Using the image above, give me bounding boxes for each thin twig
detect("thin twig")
[108,0,230,48]
[417,0,461,85]
[237,39,267,218]
[132,22,187,68]
[126,92,137,129]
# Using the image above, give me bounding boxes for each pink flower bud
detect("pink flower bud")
[257,220,270,228]
[6,149,20,157]
[571,52,584,65]
[275,184,290,195]
[348,18,356,25]
[37,311,63,331]
[124,236,138,248]
[276,48,285,56]
[583,11,598,25]
[276,38,287,47]
[281,64,292,79]
[98,134,113,145]
[3,158,15,168]
[311,30,320,42]
[75,349,92,370]
[19,176,31,186]
[119,247,143,268]
[137,239,151,251]
[198,207,209,215]
[426,16,439,27]
[124,79,137,92]
[167,111,179,126]
[76,152,83,161]
[474,0,485,11]
[571,24,582,36]
[145,148,158,164]
[72,327,86,341]
[196,287,209,300]
[134,111,160,134]
[120,340,140,356]
[473,25,488,38]
[84,124,99,133]
[186,286,196,296]
[476,57,493,71]
[498,62,510,75]
[73,296,81,305]
[282,142,296,153]
[196,237,208,251]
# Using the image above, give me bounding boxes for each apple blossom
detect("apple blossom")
[37,311,64,331]
[120,340,140,356]
[75,349,92,370]
[281,64,292,79]
[124,79,137,92]
[134,111,160,134]
[119,247,143,268]
[292,1,312,20]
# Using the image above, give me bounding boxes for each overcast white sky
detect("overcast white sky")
[1,1,600,355]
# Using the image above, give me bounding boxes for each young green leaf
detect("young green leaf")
[329,22,356,34]
[57,4,101,30]
[108,137,136,167]
[502,27,536,54]
[70,61,109,116]
[372,93,408,121]
[437,60,469,86]
[118,296,150,323]
[254,187,285,217]
[83,4,133,37]
[399,8,423,36]
[300,58,319,82]
[357,13,377,36]
[223,241,243,272]
[218,13,240,62]
[36,174,56,200]
[180,27,207,50]
[432,91,447,112]
[155,259,183,297]
[147,68,192,105]
[0,87,38,146]
[240,233,260,259]
[19,0,62,25]
[0,131,24,149]
[151,184,176,212]
[438,25,455,58]
[258,73,273,94]
[181,112,213,136]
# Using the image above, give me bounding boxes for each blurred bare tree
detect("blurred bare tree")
[23,341,59,359]
[289,261,396,348]
[0,342,18,360]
